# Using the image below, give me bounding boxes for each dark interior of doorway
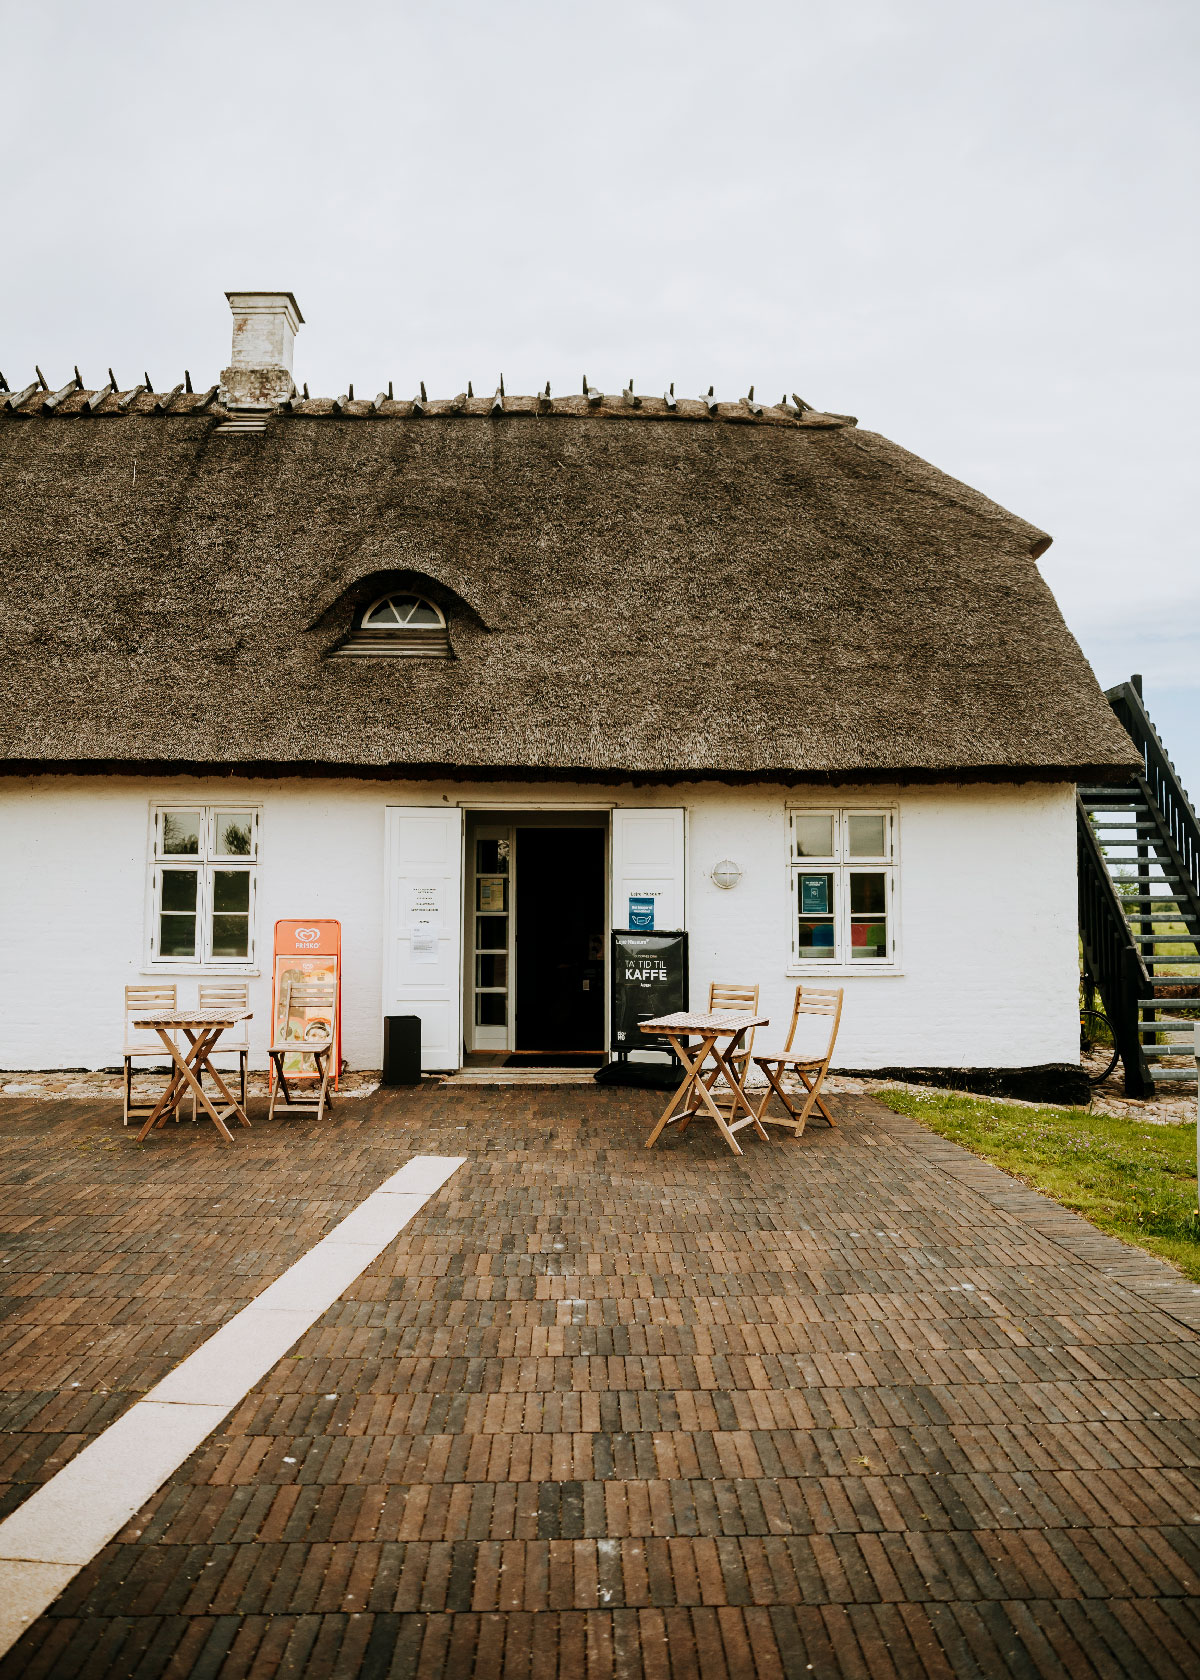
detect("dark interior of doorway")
[512,827,605,1055]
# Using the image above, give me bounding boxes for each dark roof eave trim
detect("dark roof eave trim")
[0,758,1141,787]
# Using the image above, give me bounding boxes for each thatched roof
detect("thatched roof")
[0,383,1137,782]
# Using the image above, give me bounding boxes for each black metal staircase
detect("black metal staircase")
[1078,677,1200,1096]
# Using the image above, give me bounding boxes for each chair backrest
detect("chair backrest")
[197,980,250,1048]
[124,982,177,1052]
[708,982,760,1059]
[782,985,844,1061]
[197,980,249,1011]
[708,981,759,1015]
[126,983,178,1012]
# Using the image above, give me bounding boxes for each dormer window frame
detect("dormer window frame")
[332,591,452,659]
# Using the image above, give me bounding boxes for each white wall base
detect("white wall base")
[0,776,1079,1074]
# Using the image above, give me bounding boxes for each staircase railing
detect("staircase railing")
[1106,678,1200,931]
[1077,796,1153,1096]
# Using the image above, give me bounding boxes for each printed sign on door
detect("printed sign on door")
[407,882,443,964]
[628,895,656,931]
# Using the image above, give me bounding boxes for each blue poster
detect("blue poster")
[801,874,829,915]
[628,895,655,931]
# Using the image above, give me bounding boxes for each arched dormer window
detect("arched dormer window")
[333,593,451,659]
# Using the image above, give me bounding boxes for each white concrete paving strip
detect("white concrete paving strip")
[0,1153,466,1659]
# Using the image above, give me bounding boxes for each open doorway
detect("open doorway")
[515,828,605,1056]
[465,816,607,1063]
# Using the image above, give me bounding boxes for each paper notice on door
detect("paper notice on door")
[410,926,439,962]
[407,881,443,965]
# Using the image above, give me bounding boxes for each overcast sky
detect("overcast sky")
[3,0,1196,794]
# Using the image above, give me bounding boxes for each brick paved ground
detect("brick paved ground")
[2,1085,1199,1678]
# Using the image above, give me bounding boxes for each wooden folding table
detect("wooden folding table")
[641,1009,771,1156]
[132,1007,253,1144]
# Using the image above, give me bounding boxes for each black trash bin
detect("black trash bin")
[382,1015,422,1085]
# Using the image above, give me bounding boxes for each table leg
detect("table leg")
[135,1028,200,1136]
[138,1029,235,1144]
[193,1046,252,1129]
[644,1033,749,1156]
[684,1049,749,1155]
[708,1038,770,1143]
[644,1033,713,1148]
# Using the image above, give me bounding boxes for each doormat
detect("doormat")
[593,1059,681,1090]
[503,1053,606,1068]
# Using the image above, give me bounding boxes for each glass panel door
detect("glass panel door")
[469,827,513,1049]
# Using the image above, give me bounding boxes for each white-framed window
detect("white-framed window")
[332,593,451,659]
[787,808,898,968]
[149,806,259,965]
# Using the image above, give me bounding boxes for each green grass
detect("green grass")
[872,1088,1200,1283]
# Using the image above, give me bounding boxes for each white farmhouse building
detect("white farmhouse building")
[0,293,1137,1086]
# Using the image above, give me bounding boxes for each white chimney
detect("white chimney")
[220,291,304,407]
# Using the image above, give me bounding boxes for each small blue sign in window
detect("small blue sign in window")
[801,874,830,914]
[628,895,655,931]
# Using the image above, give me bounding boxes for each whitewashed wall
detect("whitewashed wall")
[0,776,1078,1071]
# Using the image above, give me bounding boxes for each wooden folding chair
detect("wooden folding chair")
[707,982,760,1108]
[268,979,336,1123]
[191,980,250,1118]
[751,986,843,1137]
[122,983,178,1126]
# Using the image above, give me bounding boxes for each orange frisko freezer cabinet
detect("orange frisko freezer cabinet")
[271,920,342,1088]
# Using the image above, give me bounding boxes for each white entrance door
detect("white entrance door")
[611,807,686,934]
[383,807,464,1070]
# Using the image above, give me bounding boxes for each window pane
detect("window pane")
[477,916,507,950]
[405,600,441,625]
[797,871,835,958]
[477,877,507,912]
[797,918,836,958]
[211,915,250,957]
[161,870,197,912]
[215,813,254,856]
[159,915,197,956]
[476,953,507,988]
[475,992,506,1026]
[476,839,509,875]
[849,872,886,914]
[159,875,196,957]
[213,870,250,912]
[364,599,400,625]
[161,811,200,854]
[793,814,834,857]
[851,871,887,958]
[850,919,887,957]
[848,814,887,857]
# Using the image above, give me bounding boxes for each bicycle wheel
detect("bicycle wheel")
[1080,1009,1120,1083]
